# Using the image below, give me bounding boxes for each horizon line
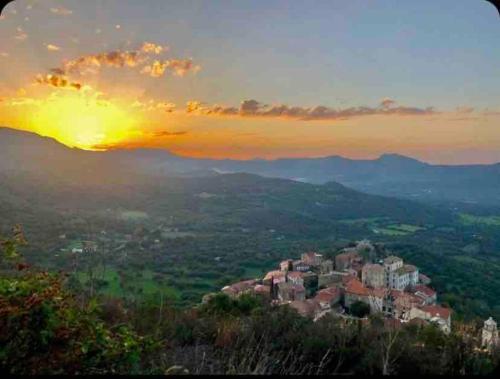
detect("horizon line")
[1,125,499,167]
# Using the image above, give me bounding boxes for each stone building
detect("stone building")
[362,263,385,288]
[344,277,385,314]
[409,305,451,334]
[301,251,323,267]
[482,317,499,349]
[280,259,293,272]
[318,271,349,288]
[344,277,369,309]
[384,256,419,290]
[277,282,306,302]
[292,260,311,272]
[302,271,319,297]
[277,282,294,302]
[319,259,334,274]
[392,292,423,320]
[335,250,362,271]
[287,271,304,286]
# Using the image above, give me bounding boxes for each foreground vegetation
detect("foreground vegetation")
[2,229,500,375]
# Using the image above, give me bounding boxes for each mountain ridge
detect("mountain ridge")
[0,126,461,166]
[2,126,500,207]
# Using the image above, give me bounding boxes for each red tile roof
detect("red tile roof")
[413,285,436,297]
[315,287,341,303]
[420,305,451,320]
[345,278,369,296]
[342,274,357,286]
[389,289,405,299]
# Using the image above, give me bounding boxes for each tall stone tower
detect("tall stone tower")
[482,317,499,349]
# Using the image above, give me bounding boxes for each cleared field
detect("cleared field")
[76,268,179,300]
[372,223,424,236]
[459,213,500,226]
[387,224,425,233]
[372,228,408,236]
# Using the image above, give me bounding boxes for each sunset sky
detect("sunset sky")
[0,0,499,163]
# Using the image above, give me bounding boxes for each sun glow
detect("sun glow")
[27,92,140,150]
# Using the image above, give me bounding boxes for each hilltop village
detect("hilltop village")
[216,240,453,333]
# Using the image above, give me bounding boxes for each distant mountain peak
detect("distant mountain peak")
[377,153,426,165]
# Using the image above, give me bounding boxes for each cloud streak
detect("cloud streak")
[46,44,61,52]
[61,50,147,75]
[185,99,437,121]
[152,130,188,137]
[35,74,82,90]
[140,42,167,55]
[41,43,200,82]
[132,99,176,113]
[50,7,73,16]
[141,59,200,77]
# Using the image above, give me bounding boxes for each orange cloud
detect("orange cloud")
[140,42,166,55]
[132,99,176,112]
[35,74,82,90]
[45,44,199,80]
[61,50,146,75]
[46,44,61,52]
[140,59,200,77]
[185,99,437,121]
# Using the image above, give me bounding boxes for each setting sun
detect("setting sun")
[27,92,139,150]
